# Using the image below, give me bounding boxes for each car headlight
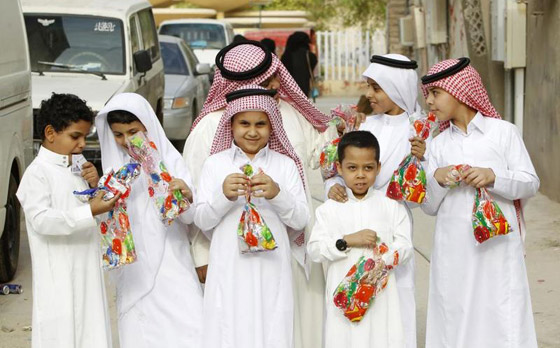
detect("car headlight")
[164,98,173,110]
[172,97,189,109]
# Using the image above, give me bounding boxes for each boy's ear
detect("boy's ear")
[44,125,56,143]
[376,161,382,174]
[335,160,342,173]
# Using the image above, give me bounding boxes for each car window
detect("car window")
[129,15,140,54]
[181,41,199,72]
[161,42,189,75]
[159,23,226,50]
[137,9,160,62]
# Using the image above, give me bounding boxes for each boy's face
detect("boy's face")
[365,78,403,116]
[110,121,147,149]
[426,87,461,122]
[232,111,271,158]
[336,146,380,199]
[43,120,91,156]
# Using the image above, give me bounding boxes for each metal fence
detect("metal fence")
[316,29,386,81]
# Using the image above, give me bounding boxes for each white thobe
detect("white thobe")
[194,144,310,348]
[307,188,413,348]
[16,146,111,348]
[422,113,539,348]
[324,112,419,347]
[184,99,336,348]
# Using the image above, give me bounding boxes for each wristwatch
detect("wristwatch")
[335,238,348,251]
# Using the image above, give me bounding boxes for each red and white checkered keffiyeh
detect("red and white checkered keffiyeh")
[192,43,331,132]
[421,58,501,131]
[210,85,306,188]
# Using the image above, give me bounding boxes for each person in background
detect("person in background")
[281,31,318,97]
[261,37,276,55]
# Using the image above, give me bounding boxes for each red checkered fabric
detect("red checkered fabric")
[192,43,330,132]
[210,85,306,188]
[421,58,501,131]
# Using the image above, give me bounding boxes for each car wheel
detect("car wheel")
[0,173,21,282]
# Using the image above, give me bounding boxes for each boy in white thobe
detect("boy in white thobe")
[195,86,309,348]
[324,54,425,347]
[309,131,413,348]
[17,93,117,348]
[421,57,539,347]
[96,93,203,348]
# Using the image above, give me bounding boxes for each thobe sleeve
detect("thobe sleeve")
[268,160,309,230]
[16,171,96,236]
[323,175,345,201]
[182,117,213,188]
[177,166,196,225]
[193,159,236,235]
[381,201,413,269]
[307,204,348,263]
[488,125,540,200]
[421,139,450,216]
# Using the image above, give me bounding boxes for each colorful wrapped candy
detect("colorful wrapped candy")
[386,112,437,204]
[74,163,141,269]
[472,188,512,243]
[332,241,399,322]
[237,164,277,253]
[319,105,359,180]
[445,164,471,188]
[126,131,190,225]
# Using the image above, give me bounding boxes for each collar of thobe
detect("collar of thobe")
[374,112,409,126]
[450,111,485,137]
[37,146,71,168]
[230,140,270,163]
[345,185,376,202]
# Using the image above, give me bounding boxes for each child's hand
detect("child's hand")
[90,191,121,216]
[223,173,249,201]
[328,183,348,202]
[81,162,99,188]
[434,165,455,187]
[355,112,366,129]
[409,136,426,160]
[196,265,208,284]
[169,178,193,203]
[462,167,496,188]
[250,172,280,199]
[344,229,377,248]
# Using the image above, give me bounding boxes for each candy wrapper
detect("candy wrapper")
[444,164,471,188]
[126,131,190,225]
[73,163,141,269]
[237,164,277,253]
[472,188,512,243]
[386,112,437,204]
[332,241,399,323]
[319,105,358,180]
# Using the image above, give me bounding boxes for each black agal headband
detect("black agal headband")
[370,55,418,69]
[215,41,273,81]
[225,88,277,103]
[421,57,471,84]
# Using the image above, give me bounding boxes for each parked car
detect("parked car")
[22,0,165,167]
[0,0,33,282]
[158,19,234,71]
[159,35,211,145]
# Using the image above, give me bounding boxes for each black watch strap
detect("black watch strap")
[336,238,348,251]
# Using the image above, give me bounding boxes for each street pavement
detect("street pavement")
[1,95,558,347]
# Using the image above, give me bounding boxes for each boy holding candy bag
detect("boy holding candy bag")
[194,86,309,348]
[421,58,539,347]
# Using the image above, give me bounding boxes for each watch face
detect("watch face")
[336,239,347,251]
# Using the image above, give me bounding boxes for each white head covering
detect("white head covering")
[95,92,193,314]
[362,53,422,119]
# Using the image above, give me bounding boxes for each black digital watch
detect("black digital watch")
[335,238,348,251]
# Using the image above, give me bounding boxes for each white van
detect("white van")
[0,0,33,282]
[22,0,165,164]
[158,19,235,69]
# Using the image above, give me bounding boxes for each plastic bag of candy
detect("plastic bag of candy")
[74,163,141,269]
[319,105,359,180]
[444,164,471,188]
[237,164,277,253]
[472,187,512,243]
[126,131,190,225]
[386,113,437,204]
[332,241,399,323]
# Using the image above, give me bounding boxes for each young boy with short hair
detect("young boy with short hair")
[421,58,539,347]
[308,130,413,348]
[16,93,118,348]
[194,85,309,348]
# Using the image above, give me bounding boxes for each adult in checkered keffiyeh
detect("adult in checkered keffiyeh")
[421,57,501,131]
